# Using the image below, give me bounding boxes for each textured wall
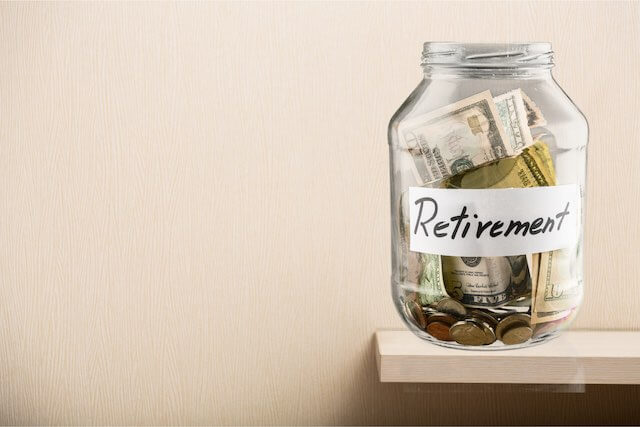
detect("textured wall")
[0,1,639,425]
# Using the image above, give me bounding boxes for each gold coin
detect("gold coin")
[404,299,427,329]
[502,325,533,345]
[495,314,531,341]
[469,318,496,345]
[449,320,486,346]
[435,298,467,318]
[469,310,498,329]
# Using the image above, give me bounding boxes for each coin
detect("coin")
[435,298,467,318]
[426,312,457,326]
[426,321,453,341]
[511,295,532,307]
[486,306,530,317]
[423,306,439,317]
[469,317,496,345]
[469,310,498,329]
[449,320,486,346]
[495,313,531,341]
[404,299,427,329]
[502,325,533,345]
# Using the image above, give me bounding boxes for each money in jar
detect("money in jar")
[389,42,587,350]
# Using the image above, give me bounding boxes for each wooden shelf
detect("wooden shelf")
[376,330,640,385]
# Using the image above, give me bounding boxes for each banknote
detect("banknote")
[418,253,449,306]
[398,90,511,185]
[494,90,534,152]
[398,190,423,286]
[444,143,581,322]
[521,90,547,127]
[444,139,557,189]
[441,141,555,308]
[398,190,448,304]
[531,249,583,324]
[533,307,578,337]
[527,252,541,306]
[442,256,530,308]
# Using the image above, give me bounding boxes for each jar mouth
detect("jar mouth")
[421,42,554,69]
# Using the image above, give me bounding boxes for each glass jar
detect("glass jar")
[388,42,588,349]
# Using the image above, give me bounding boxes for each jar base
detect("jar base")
[408,325,561,351]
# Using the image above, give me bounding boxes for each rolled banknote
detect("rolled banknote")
[398,190,449,304]
[531,249,583,325]
[442,140,581,317]
[442,256,524,308]
[527,252,541,307]
[494,89,534,152]
[444,139,556,189]
[418,253,449,306]
[520,90,547,128]
[533,307,578,338]
[440,141,555,308]
[398,190,423,286]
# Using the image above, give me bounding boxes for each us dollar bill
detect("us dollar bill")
[418,253,449,306]
[441,141,555,308]
[531,249,583,324]
[398,90,512,185]
[444,140,557,189]
[398,190,448,304]
[527,252,541,307]
[442,256,530,308]
[398,190,423,283]
[494,89,534,152]
[520,90,547,127]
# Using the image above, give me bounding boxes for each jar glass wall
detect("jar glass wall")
[388,43,588,349]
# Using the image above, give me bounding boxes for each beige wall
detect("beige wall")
[1,1,639,425]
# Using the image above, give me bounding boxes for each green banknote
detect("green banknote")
[441,141,556,308]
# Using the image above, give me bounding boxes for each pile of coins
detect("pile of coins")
[404,296,533,347]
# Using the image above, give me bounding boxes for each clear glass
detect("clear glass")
[388,42,588,349]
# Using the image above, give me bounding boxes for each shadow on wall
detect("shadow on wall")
[333,335,640,425]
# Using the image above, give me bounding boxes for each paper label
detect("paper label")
[408,185,580,256]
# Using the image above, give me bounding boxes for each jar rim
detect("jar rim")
[421,42,554,69]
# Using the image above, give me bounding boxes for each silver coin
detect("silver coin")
[435,298,467,318]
